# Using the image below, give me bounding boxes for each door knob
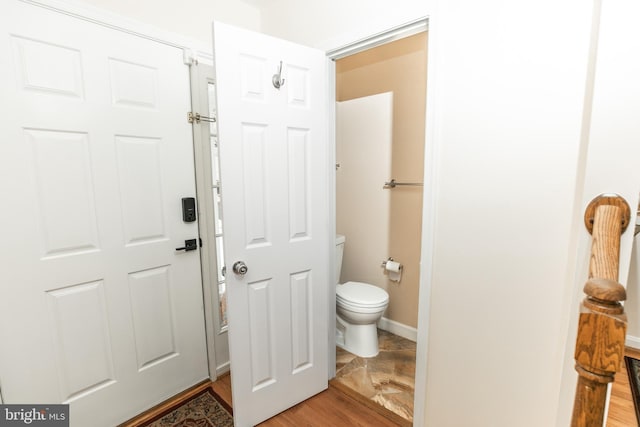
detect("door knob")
[233,261,248,276]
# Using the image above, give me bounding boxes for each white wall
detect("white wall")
[259,0,427,50]
[555,0,640,423]
[424,0,640,425]
[422,1,595,425]
[336,94,393,293]
[60,0,261,48]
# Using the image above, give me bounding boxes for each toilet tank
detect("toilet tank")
[335,234,346,283]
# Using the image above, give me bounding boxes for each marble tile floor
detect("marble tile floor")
[335,330,416,423]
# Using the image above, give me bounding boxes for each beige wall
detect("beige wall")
[336,33,427,328]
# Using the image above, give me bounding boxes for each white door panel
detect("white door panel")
[213,22,329,426]
[0,2,208,426]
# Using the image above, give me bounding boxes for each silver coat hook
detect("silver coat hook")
[272,60,285,89]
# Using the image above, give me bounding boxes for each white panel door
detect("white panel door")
[0,2,208,426]
[213,22,329,426]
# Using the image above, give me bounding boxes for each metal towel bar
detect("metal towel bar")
[383,179,423,189]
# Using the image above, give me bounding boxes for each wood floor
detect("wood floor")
[607,347,640,427]
[212,373,401,426]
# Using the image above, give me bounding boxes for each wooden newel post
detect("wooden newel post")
[571,195,630,427]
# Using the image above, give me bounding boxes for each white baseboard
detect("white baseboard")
[215,361,230,378]
[626,334,640,350]
[377,317,417,342]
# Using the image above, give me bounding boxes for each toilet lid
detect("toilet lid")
[336,281,389,306]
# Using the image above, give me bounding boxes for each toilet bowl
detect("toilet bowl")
[336,281,388,357]
[335,235,389,358]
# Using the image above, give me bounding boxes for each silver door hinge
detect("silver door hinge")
[188,112,216,124]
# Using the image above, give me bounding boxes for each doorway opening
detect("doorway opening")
[331,30,428,425]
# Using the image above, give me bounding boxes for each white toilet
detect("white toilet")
[335,234,389,357]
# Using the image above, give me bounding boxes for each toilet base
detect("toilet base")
[336,315,379,358]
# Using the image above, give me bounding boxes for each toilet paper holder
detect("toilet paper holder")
[382,257,403,283]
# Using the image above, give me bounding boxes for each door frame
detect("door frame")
[189,62,230,380]
[326,16,432,426]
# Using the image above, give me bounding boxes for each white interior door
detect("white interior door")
[213,22,330,426]
[0,2,209,426]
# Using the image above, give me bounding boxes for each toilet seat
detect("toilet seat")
[336,295,388,310]
[336,281,388,309]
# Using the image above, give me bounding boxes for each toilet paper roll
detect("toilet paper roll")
[385,260,402,282]
[385,260,401,273]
